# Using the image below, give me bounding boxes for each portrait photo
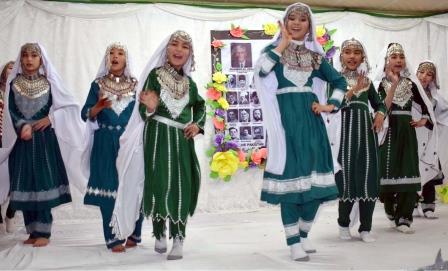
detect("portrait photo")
[230,43,253,69]
[228,127,239,140]
[253,126,264,139]
[238,91,249,105]
[239,126,253,140]
[252,108,263,122]
[226,91,238,105]
[239,109,251,123]
[227,109,239,123]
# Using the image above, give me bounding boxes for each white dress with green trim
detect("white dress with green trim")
[257,43,347,204]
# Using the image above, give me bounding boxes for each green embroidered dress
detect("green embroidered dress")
[336,73,386,201]
[8,74,71,211]
[378,77,429,193]
[140,65,205,225]
[258,43,347,205]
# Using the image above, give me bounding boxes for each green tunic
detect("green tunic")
[378,77,429,193]
[336,77,386,202]
[258,43,347,205]
[8,75,71,211]
[140,67,205,224]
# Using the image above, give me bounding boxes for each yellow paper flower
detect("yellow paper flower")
[239,160,249,169]
[211,151,240,179]
[212,72,227,84]
[213,82,227,92]
[316,25,326,38]
[217,97,229,110]
[263,22,279,36]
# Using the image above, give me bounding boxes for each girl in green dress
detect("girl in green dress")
[334,38,386,242]
[0,43,87,246]
[373,43,435,234]
[111,30,204,261]
[254,2,347,261]
[82,43,143,252]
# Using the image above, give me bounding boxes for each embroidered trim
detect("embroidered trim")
[284,223,299,238]
[25,222,52,234]
[85,187,117,199]
[11,185,70,202]
[276,86,313,95]
[380,177,420,185]
[12,74,50,99]
[390,110,412,116]
[98,123,124,131]
[260,53,276,75]
[262,172,335,195]
[382,78,413,107]
[298,218,313,232]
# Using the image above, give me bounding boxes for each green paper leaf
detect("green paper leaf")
[210,171,219,179]
[241,34,249,40]
[206,147,216,157]
[223,175,232,182]
[328,29,337,36]
[215,63,222,71]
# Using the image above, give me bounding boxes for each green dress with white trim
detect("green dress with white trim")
[258,43,347,204]
[336,74,386,201]
[378,77,429,193]
[139,65,205,226]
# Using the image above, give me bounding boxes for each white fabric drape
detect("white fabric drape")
[1,0,448,214]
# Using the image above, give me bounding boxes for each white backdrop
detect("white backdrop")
[1,0,448,217]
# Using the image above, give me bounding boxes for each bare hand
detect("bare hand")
[184,123,200,139]
[20,124,33,140]
[274,20,292,54]
[89,97,112,119]
[140,90,159,113]
[410,118,427,128]
[354,71,369,92]
[312,102,335,115]
[385,63,399,84]
[372,113,385,132]
[32,116,51,131]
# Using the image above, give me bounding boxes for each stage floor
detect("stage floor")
[1,202,447,270]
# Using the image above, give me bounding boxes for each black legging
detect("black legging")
[0,204,16,223]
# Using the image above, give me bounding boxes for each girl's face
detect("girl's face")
[286,11,310,41]
[109,48,126,76]
[341,48,363,71]
[387,53,405,74]
[417,69,434,89]
[21,50,41,75]
[6,63,14,78]
[167,38,191,71]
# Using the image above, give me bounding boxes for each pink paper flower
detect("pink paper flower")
[206,87,222,100]
[237,150,246,163]
[211,39,224,49]
[212,117,225,131]
[230,25,245,38]
[317,37,327,46]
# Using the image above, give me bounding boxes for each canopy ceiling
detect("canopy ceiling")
[47,0,448,16]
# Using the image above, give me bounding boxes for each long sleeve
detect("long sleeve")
[139,69,159,121]
[258,46,281,77]
[315,59,347,110]
[411,82,430,119]
[8,89,27,133]
[367,82,386,114]
[190,80,205,132]
[81,82,99,122]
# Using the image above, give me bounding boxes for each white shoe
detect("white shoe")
[167,237,183,260]
[412,205,423,217]
[359,231,375,243]
[301,238,316,253]
[290,243,309,261]
[396,225,415,234]
[155,235,167,254]
[5,217,16,233]
[424,211,438,219]
[339,226,352,240]
[388,220,396,228]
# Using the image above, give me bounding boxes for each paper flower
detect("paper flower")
[250,148,267,165]
[217,97,229,110]
[206,87,222,100]
[263,22,279,36]
[230,24,249,39]
[316,25,326,38]
[213,82,227,92]
[211,38,225,49]
[436,185,448,204]
[237,150,246,163]
[210,151,240,179]
[316,25,338,62]
[212,117,225,130]
[212,72,227,84]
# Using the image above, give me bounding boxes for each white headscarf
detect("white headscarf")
[81,43,138,183]
[416,61,448,183]
[0,43,88,203]
[372,43,438,185]
[253,2,329,174]
[110,31,195,240]
[333,38,370,76]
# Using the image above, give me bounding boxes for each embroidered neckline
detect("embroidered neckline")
[12,74,50,99]
[280,43,321,72]
[156,63,190,100]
